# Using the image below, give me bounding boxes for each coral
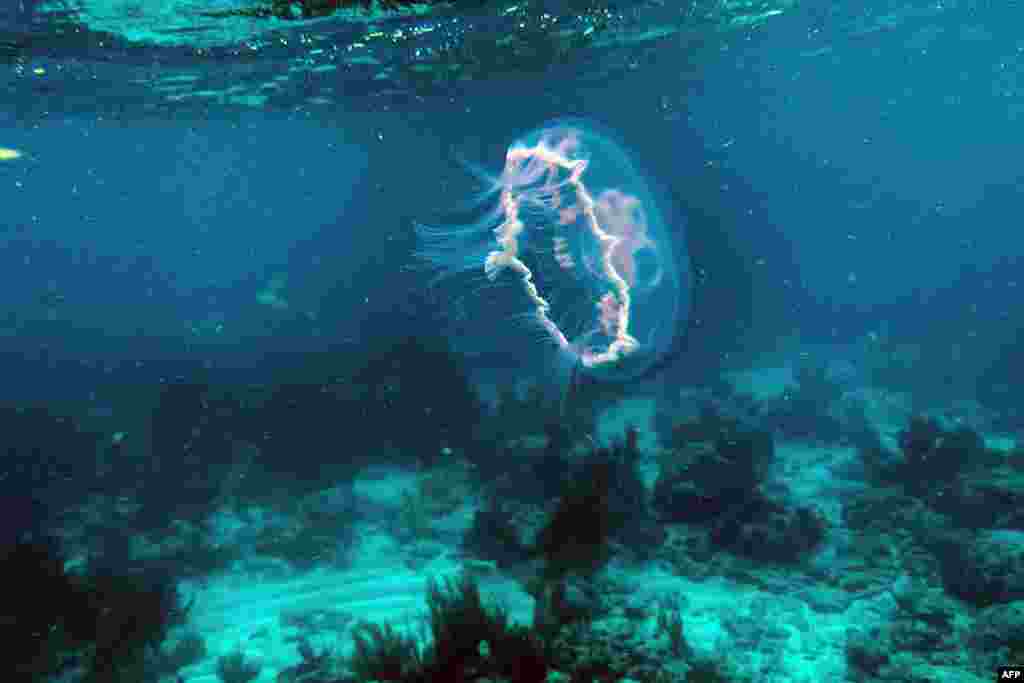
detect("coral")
[3,538,87,678]
[532,575,607,637]
[927,462,1024,529]
[933,529,1024,607]
[655,598,691,658]
[161,631,207,672]
[423,573,510,666]
[710,498,827,564]
[533,434,646,579]
[463,497,531,568]
[216,650,262,683]
[276,638,341,682]
[898,415,983,488]
[685,659,735,682]
[1,535,189,682]
[350,622,422,682]
[846,627,891,678]
[653,410,774,524]
[82,565,189,680]
[971,601,1024,670]
[416,573,547,682]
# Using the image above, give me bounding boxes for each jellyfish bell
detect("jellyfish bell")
[415,119,690,405]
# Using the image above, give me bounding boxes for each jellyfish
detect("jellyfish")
[415,119,690,403]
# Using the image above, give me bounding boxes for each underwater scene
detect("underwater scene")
[2,0,1023,681]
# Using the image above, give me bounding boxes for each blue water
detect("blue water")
[2,0,1023,681]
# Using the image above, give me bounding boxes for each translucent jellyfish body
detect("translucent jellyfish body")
[415,120,689,386]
